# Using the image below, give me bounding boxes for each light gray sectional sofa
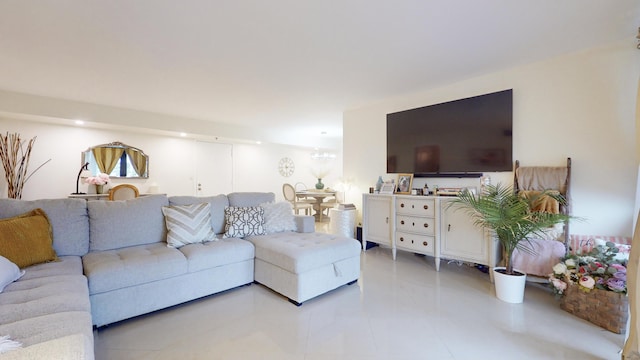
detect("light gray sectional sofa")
[0,192,360,359]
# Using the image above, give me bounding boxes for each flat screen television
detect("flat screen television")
[386,89,513,177]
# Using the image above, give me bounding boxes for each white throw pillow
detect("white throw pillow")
[162,203,216,248]
[0,255,24,293]
[260,201,296,234]
[223,206,266,238]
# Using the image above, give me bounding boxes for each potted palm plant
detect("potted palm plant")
[449,183,570,303]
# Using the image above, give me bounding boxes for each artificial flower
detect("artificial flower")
[579,275,595,290]
[565,258,576,267]
[549,241,627,297]
[85,173,110,186]
[606,278,626,292]
[552,262,567,275]
[549,278,567,294]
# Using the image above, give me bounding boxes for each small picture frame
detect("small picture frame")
[395,173,413,194]
[380,183,395,194]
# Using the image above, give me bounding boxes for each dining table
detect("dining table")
[295,190,336,221]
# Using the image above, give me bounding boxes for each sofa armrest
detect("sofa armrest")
[294,215,315,233]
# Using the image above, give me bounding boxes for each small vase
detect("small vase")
[375,176,383,192]
[315,179,324,190]
[95,184,104,194]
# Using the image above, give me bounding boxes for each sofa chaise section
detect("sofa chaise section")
[226,192,361,305]
[0,198,94,359]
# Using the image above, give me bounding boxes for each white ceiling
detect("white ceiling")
[0,1,638,148]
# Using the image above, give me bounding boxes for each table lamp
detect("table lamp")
[72,162,90,195]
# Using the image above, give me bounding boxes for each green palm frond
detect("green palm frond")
[449,183,570,275]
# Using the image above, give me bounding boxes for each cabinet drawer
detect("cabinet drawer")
[396,198,435,217]
[396,232,435,255]
[396,215,434,235]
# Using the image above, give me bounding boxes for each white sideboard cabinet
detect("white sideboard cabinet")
[362,193,500,271]
[394,196,436,260]
[362,194,394,257]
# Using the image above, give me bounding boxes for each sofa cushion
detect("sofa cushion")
[260,201,296,234]
[169,195,229,235]
[178,238,255,273]
[82,243,188,294]
[0,311,93,349]
[228,192,275,207]
[246,232,361,274]
[162,203,216,248]
[0,256,92,350]
[88,195,169,251]
[0,256,24,293]
[19,255,84,281]
[223,206,266,238]
[0,209,58,268]
[0,198,89,256]
[0,273,90,324]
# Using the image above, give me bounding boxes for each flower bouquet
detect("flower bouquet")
[84,173,110,194]
[85,173,110,185]
[549,240,628,333]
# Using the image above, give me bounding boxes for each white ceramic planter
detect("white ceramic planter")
[493,267,527,304]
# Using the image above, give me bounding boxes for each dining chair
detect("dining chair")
[319,191,344,221]
[108,184,140,201]
[293,182,315,205]
[282,183,313,215]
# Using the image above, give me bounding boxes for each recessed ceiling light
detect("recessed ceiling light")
[180,132,187,137]
[256,141,262,145]
[74,120,84,125]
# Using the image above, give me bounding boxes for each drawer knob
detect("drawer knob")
[401,220,405,225]
[400,237,404,242]
[400,203,405,208]
[423,205,429,210]
[411,204,415,209]
[423,241,428,246]
[411,240,414,244]
[423,223,429,228]
[412,222,415,226]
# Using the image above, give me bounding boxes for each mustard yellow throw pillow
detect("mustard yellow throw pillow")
[0,208,58,268]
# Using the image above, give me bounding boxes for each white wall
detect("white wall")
[344,40,640,237]
[0,119,343,200]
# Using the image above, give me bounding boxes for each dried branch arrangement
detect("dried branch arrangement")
[0,132,50,199]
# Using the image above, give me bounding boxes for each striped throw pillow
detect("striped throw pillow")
[162,203,216,248]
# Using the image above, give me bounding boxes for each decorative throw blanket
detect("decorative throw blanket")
[512,238,566,277]
[0,336,21,354]
[518,190,561,214]
[515,166,568,194]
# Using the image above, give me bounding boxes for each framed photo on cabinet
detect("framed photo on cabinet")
[395,173,413,194]
[380,183,395,194]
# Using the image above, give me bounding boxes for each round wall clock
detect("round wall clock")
[278,157,295,177]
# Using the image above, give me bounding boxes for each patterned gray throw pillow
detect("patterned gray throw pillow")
[223,206,266,238]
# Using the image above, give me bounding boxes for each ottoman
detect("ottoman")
[245,232,361,305]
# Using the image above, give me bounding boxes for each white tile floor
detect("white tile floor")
[94,225,626,360]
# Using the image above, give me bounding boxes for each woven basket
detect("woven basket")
[559,285,628,334]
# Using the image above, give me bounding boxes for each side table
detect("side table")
[329,208,356,239]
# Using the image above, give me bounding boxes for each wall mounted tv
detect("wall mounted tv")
[386,89,513,177]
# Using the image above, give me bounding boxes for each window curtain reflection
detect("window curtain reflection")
[125,148,147,177]
[92,147,124,175]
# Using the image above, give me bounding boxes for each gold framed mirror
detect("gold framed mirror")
[82,141,149,179]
